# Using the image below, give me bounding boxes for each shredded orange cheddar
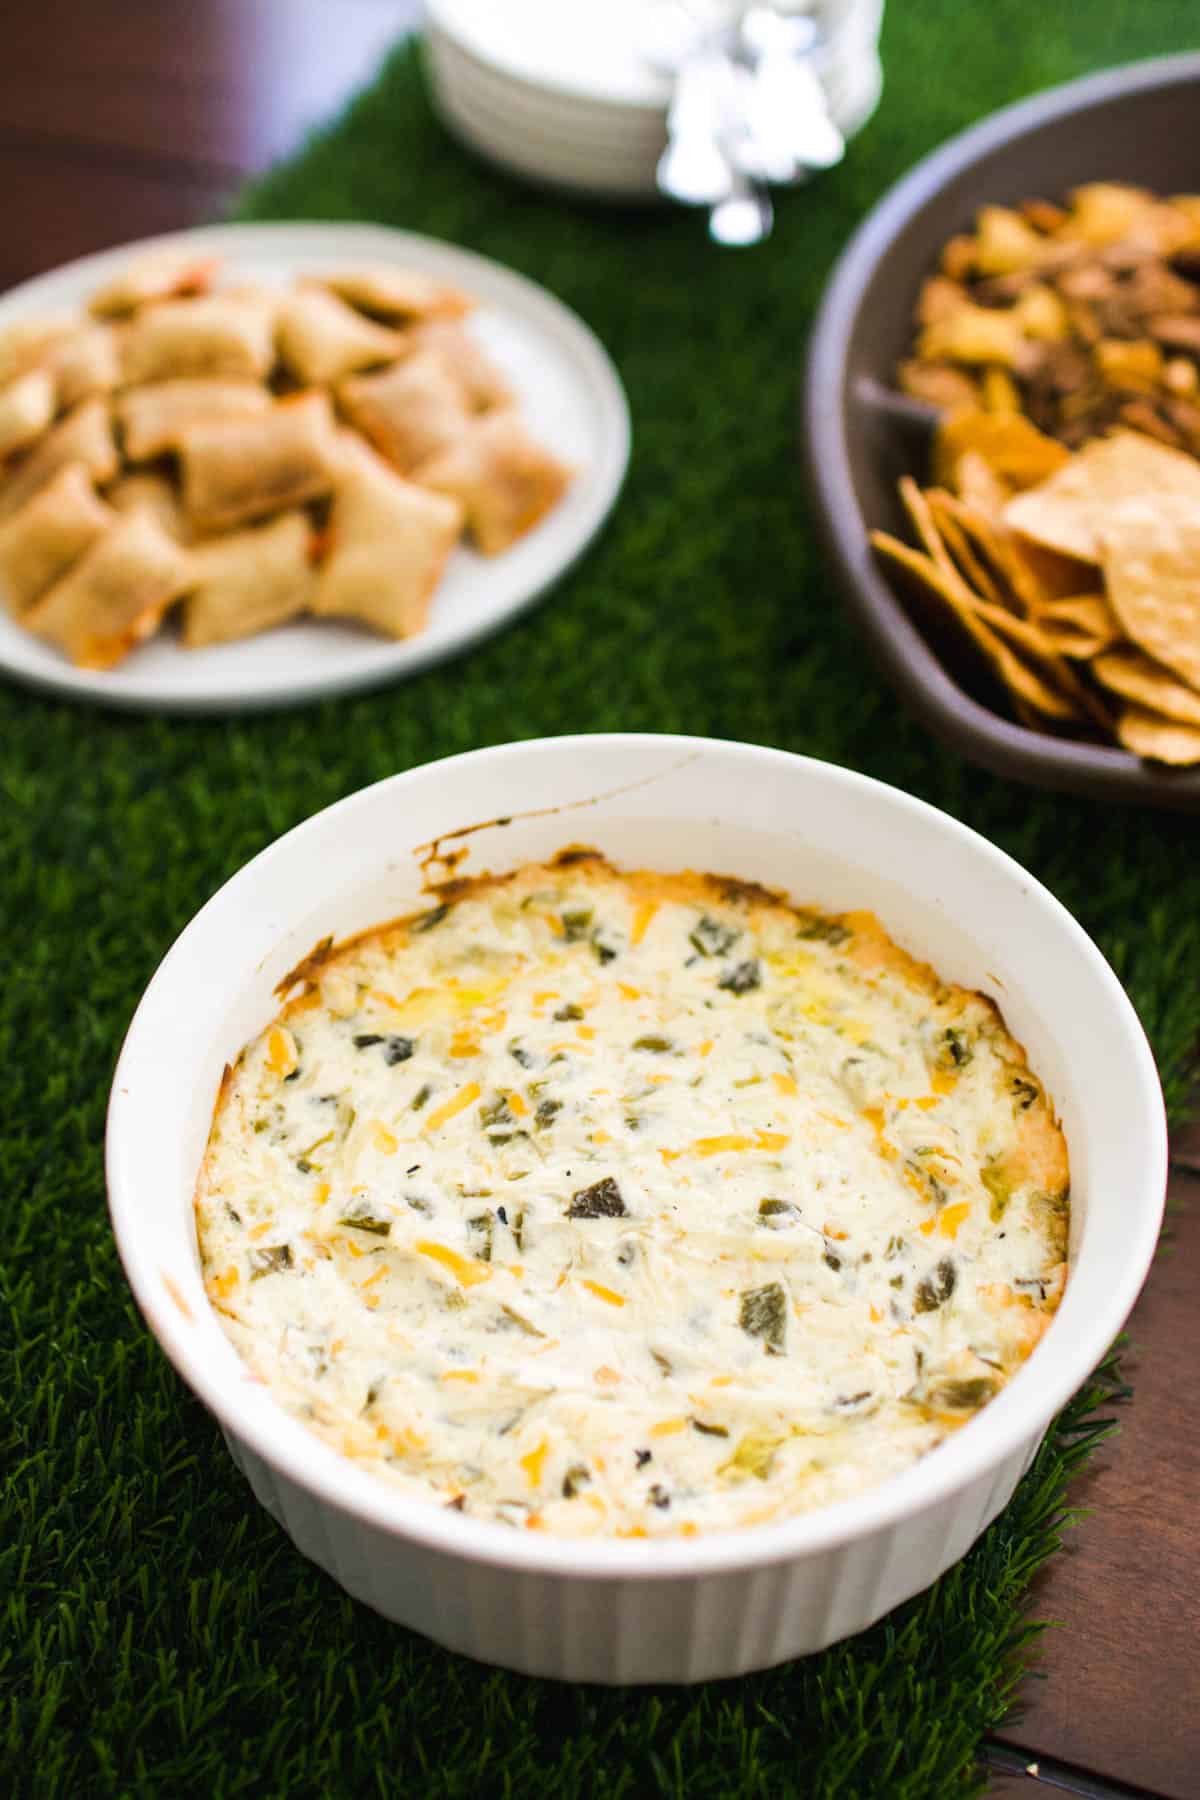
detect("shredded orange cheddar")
[904,1165,933,1204]
[415,1240,491,1286]
[693,1134,754,1156]
[371,1120,398,1154]
[368,987,405,1012]
[266,1026,296,1077]
[938,1202,971,1240]
[630,899,659,945]
[650,1417,687,1437]
[424,1083,481,1131]
[581,1279,626,1307]
[772,1073,798,1097]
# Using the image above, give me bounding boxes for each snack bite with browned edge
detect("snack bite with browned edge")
[0,248,576,668]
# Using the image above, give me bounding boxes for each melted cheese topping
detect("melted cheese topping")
[195,853,1069,1537]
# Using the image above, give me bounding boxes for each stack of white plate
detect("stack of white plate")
[423,0,884,201]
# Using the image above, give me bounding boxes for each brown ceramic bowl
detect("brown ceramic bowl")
[804,51,1200,811]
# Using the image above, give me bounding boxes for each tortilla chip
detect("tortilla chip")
[930,486,1095,618]
[1098,498,1200,689]
[1115,705,1200,765]
[1004,432,1200,562]
[898,476,959,579]
[983,636,1084,721]
[925,492,1007,605]
[934,411,1071,491]
[970,597,1074,662]
[954,450,1013,519]
[1041,593,1119,634]
[1011,536,1102,605]
[1037,593,1122,658]
[1092,647,1200,727]
[870,529,1082,721]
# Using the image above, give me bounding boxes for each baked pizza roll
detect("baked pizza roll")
[402,319,512,412]
[0,398,119,520]
[0,316,78,386]
[337,351,472,474]
[312,439,462,638]
[0,367,56,460]
[24,507,190,668]
[413,412,571,554]
[310,267,473,323]
[178,390,337,531]
[89,249,221,317]
[182,509,314,649]
[0,462,114,613]
[118,294,275,385]
[104,471,189,543]
[117,379,270,461]
[48,324,120,408]
[275,289,401,385]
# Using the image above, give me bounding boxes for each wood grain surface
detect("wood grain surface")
[2,8,1194,1795]
[990,1164,1200,1799]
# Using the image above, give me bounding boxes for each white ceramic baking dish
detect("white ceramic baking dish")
[105,735,1167,1684]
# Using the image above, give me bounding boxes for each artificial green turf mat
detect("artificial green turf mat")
[4,4,1198,1795]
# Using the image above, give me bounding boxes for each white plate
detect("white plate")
[427,32,670,149]
[428,0,671,111]
[0,223,630,713]
[427,44,665,196]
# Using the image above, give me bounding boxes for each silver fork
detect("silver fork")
[642,1,843,246]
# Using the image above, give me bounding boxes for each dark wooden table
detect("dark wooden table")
[4,6,1196,1796]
